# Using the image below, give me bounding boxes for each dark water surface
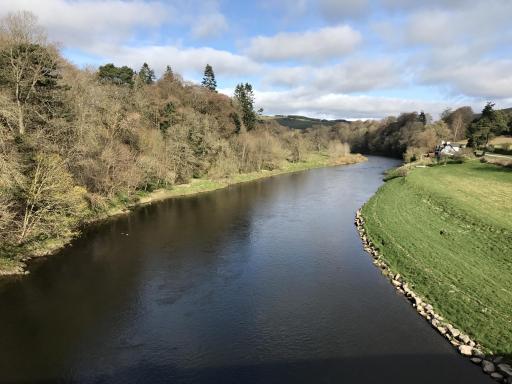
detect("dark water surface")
[0,156,492,383]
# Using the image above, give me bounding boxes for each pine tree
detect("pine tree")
[468,102,508,148]
[163,65,174,80]
[234,83,256,131]
[98,63,134,85]
[201,64,217,92]
[419,111,427,125]
[138,62,155,85]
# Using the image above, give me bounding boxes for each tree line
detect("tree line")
[307,103,512,162]
[0,11,352,255]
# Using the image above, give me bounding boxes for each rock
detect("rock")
[459,345,473,356]
[471,357,483,365]
[493,356,504,364]
[425,304,433,312]
[447,325,460,338]
[468,340,476,347]
[482,360,496,374]
[392,280,400,287]
[437,326,447,335]
[459,334,471,344]
[490,372,503,380]
[472,349,485,359]
[498,364,512,377]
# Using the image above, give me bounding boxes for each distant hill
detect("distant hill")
[268,115,350,130]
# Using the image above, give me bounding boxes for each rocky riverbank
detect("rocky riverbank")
[355,209,512,383]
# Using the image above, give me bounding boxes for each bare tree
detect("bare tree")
[0,11,58,136]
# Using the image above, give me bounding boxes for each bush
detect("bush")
[384,165,409,181]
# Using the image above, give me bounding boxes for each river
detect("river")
[0,156,492,383]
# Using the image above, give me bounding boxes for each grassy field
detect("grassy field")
[362,160,512,356]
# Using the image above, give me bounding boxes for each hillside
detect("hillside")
[269,115,350,130]
[0,13,366,275]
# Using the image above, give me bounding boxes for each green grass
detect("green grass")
[362,160,512,356]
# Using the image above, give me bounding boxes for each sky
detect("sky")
[1,0,511,119]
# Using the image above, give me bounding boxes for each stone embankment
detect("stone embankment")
[355,209,512,383]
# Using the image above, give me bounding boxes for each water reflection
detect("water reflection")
[0,157,492,383]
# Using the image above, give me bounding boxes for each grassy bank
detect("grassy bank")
[1,152,366,277]
[362,160,512,356]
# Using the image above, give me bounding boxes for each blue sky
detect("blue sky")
[2,0,511,119]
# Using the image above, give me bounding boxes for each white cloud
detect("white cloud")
[88,44,261,78]
[252,88,457,119]
[0,0,169,49]
[191,13,228,39]
[246,25,362,62]
[420,60,512,99]
[263,58,401,93]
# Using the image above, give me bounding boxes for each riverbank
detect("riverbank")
[0,152,366,277]
[359,160,512,374]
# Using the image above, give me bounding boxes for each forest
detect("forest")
[0,12,357,263]
[0,11,511,266]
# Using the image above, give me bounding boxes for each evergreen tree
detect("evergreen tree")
[138,62,155,85]
[468,102,508,148]
[234,83,256,131]
[201,64,217,92]
[418,111,427,125]
[98,63,134,85]
[159,102,176,135]
[163,65,174,80]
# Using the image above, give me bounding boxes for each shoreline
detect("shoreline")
[355,203,512,382]
[0,153,367,278]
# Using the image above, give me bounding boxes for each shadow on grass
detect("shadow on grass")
[4,354,496,384]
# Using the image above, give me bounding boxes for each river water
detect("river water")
[0,156,492,383]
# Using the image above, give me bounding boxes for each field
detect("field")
[362,160,512,356]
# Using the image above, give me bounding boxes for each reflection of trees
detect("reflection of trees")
[0,172,311,382]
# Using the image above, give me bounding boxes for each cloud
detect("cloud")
[246,25,362,62]
[0,0,169,49]
[191,13,228,39]
[380,0,469,12]
[263,58,401,93]
[251,88,457,119]
[420,59,512,99]
[87,44,261,79]
[317,0,370,21]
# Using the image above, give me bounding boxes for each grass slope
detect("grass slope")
[362,161,512,356]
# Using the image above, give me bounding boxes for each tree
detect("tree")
[234,83,256,131]
[98,63,134,85]
[163,65,174,80]
[17,154,87,243]
[159,101,175,135]
[441,106,474,141]
[138,62,155,85]
[201,64,217,92]
[468,102,507,148]
[0,11,60,136]
[419,111,427,125]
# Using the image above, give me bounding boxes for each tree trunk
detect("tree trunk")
[17,101,25,135]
